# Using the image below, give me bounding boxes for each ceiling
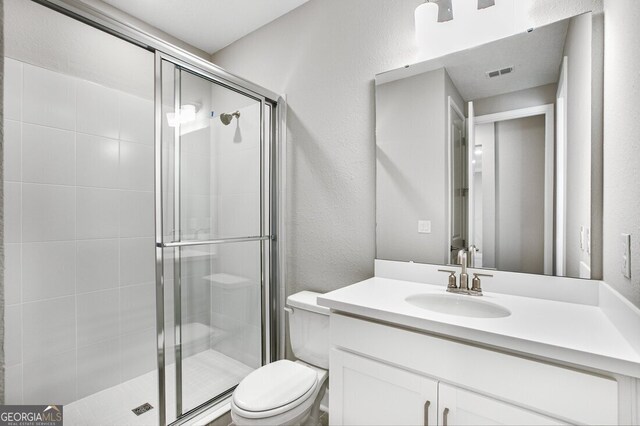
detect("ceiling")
[377,18,569,101]
[100,0,310,54]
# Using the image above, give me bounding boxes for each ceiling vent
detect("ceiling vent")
[486,66,514,79]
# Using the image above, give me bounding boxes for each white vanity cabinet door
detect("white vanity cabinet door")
[330,348,438,426]
[437,383,567,426]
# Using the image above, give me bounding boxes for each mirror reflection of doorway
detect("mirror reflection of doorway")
[470,105,554,275]
[449,98,467,264]
[476,117,545,274]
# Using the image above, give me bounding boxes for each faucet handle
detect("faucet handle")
[471,272,493,295]
[438,269,458,290]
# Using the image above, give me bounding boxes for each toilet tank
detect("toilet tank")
[287,291,330,369]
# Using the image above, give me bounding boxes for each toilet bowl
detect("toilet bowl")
[231,360,328,425]
[231,291,330,426]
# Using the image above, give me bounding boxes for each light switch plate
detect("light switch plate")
[622,233,631,279]
[580,226,585,251]
[418,220,431,234]
[586,227,591,255]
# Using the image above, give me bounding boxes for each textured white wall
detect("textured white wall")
[602,0,640,306]
[0,0,4,405]
[528,0,602,25]
[212,0,423,295]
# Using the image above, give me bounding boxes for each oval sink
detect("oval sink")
[405,293,511,318]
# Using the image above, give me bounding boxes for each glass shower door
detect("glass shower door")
[156,55,271,424]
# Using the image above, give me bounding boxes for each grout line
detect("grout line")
[17,236,154,245]
[74,76,79,401]
[19,181,155,192]
[117,104,123,384]
[19,61,24,405]
[18,120,153,147]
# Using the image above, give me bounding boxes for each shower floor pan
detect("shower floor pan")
[64,349,253,426]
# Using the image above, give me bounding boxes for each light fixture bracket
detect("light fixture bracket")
[427,0,454,23]
[477,0,496,10]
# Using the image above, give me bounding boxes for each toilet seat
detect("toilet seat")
[233,360,318,417]
[231,360,328,425]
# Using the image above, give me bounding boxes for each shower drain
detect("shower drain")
[132,403,154,416]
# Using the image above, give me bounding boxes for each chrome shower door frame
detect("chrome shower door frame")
[154,51,279,426]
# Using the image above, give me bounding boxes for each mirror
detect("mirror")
[375,13,601,279]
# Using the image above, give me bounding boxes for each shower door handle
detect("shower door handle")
[160,235,270,248]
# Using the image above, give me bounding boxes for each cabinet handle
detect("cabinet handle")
[443,407,450,426]
[423,400,431,426]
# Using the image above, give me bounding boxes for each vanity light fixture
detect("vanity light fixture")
[417,0,453,24]
[416,0,495,26]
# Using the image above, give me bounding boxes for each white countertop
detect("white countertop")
[318,276,640,378]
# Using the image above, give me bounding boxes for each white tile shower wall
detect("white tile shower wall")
[0,57,201,405]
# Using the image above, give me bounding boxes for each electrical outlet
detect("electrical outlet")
[622,233,631,279]
[418,220,431,234]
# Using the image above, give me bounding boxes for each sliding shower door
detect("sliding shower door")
[156,54,273,424]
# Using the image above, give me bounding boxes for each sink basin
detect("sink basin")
[405,293,511,318]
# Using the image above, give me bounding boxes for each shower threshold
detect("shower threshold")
[64,349,253,426]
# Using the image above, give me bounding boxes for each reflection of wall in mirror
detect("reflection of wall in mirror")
[474,123,494,268]
[472,87,555,274]
[472,115,546,275]
[376,67,463,264]
[496,116,546,275]
[445,71,467,264]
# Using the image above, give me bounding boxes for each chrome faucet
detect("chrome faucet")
[457,249,469,291]
[438,248,492,296]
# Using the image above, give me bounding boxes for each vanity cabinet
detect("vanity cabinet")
[331,349,564,426]
[330,349,438,425]
[329,313,619,425]
[437,383,564,425]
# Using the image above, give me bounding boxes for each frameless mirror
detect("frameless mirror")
[375,13,602,279]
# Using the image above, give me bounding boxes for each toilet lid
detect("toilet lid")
[233,360,317,412]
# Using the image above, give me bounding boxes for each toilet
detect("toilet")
[231,291,330,426]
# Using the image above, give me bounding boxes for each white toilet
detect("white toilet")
[231,291,330,426]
